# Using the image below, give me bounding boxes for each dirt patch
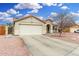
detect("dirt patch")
[0,35,31,56]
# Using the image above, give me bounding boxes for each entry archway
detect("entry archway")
[46,24,51,33]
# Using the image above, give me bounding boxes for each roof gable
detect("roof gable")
[14,15,46,24]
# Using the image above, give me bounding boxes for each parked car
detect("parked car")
[74,29,79,33]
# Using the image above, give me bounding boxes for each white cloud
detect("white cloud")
[42,3,64,7]
[0,12,10,17]
[14,3,42,14]
[0,9,21,22]
[0,11,16,22]
[51,12,58,16]
[28,9,39,13]
[5,17,13,22]
[58,3,63,7]
[70,12,79,16]
[16,14,23,17]
[24,14,30,16]
[42,3,58,6]
[7,9,19,15]
[14,3,42,10]
[23,14,31,17]
[52,3,58,6]
[37,16,44,19]
[60,6,69,10]
[0,17,13,22]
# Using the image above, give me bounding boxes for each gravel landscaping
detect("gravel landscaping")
[45,33,79,44]
[0,35,31,56]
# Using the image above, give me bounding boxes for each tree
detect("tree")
[50,12,76,37]
[6,22,13,34]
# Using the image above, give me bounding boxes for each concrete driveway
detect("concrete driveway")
[21,35,79,56]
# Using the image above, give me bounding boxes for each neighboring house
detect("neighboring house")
[69,24,79,32]
[13,15,54,35]
[63,24,79,32]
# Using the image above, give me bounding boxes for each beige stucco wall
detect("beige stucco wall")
[70,27,79,32]
[14,17,47,35]
[42,24,47,34]
[14,23,20,35]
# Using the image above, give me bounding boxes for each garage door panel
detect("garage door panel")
[19,25,42,35]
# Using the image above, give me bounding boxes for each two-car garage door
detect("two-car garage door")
[19,25,42,35]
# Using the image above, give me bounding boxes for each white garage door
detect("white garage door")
[19,25,42,35]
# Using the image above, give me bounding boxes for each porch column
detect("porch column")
[50,25,53,33]
[5,26,8,35]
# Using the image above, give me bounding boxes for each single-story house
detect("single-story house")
[13,15,54,35]
[62,24,79,32]
[1,15,79,35]
[69,24,79,32]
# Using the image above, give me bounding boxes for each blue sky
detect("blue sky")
[0,3,79,25]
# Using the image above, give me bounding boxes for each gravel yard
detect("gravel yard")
[45,33,79,44]
[0,35,31,56]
